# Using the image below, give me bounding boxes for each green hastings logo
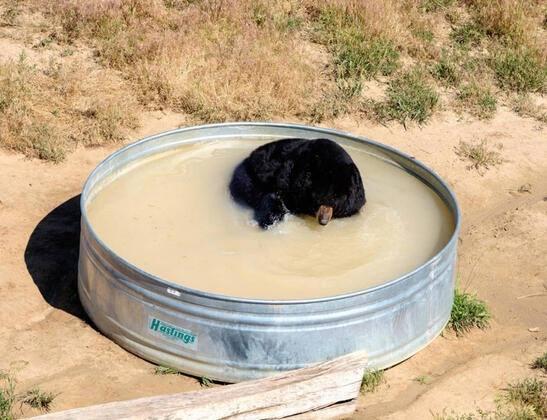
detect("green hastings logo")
[149,317,197,349]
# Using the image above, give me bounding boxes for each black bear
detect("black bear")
[229,138,366,228]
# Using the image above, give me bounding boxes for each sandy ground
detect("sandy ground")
[1,105,546,418]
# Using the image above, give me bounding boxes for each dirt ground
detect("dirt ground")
[1,106,545,418]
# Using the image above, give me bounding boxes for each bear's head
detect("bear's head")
[288,139,366,225]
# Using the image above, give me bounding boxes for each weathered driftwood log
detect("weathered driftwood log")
[33,351,367,420]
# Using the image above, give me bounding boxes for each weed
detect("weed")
[60,48,74,57]
[251,3,268,27]
[361,369,384,393]
[24,123,66,163]
[455,140,504,173]
[309,86,352,123]
[492,46,546,93]
[1,4,20,26]
[19,388,56,413]
[503,378,546,418]
[414,375,431,385]
[34,34,55,49]
[275,14,302,32]
[431,54,460,85]
[433,405,538,419]
[456,83,497,119]
[413,27,434,43]
[199,376,212,388]
[448,288,490,335]
[531,352,547,373]
[0,371,16,420]
[154,366,180,375]
[163,0,187,10]
[434,375,545,419]
[335,35,400,82]
[422,0,455,13]
[451,21,484,48]
[511,95,547,123]
[373,69,438,126]
[468,0,528,43]
[314,4,400,94]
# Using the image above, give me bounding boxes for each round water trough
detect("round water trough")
[78,123,460,383]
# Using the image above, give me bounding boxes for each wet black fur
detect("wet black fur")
[229,138,366,228]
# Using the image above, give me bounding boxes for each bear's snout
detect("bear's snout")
[316,205,333,226]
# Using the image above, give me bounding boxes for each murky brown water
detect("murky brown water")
[87,139,454,299]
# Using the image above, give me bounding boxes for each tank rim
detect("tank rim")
[80,122,461,305]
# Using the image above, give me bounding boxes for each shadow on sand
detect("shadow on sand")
[24,194,88,321]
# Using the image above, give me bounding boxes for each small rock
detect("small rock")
[517,183,532,193]
[528,327,540,333]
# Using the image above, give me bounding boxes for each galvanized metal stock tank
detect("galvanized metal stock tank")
[78,123,460,383]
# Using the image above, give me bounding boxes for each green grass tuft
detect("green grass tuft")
[451,21,484,48]
[0,372,16,420]
[431,54,460,85]
[492,46,546,93]
[503,378,546,419]
[199,376,212,388]
[374,69,438,126]
[448,289,490,336]
[457,83,497,119]
[434,376,545,419]
[19,388,57,413]
[315,6,399,96]
[413,27,434,43]
[421,0,455,13]
[361,369,384,393]
[414,375,432,385]
[334,35,399,82]
[154,365,180,375]
[531,352,547,373]
[434,405,539,419]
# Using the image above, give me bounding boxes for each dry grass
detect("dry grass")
[456,82,497,119]
[455,139,504,173]
[35,0,327,122]
[503,378,547,419]
[0,0,545,160]
[467,0,530,43]
[19,388,57,413]
[511,95,547,123]
[0,53,138,162]
[311,0,410,47]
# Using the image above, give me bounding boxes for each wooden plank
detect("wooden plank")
[34,352,367,420]
[288,401,357,420]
